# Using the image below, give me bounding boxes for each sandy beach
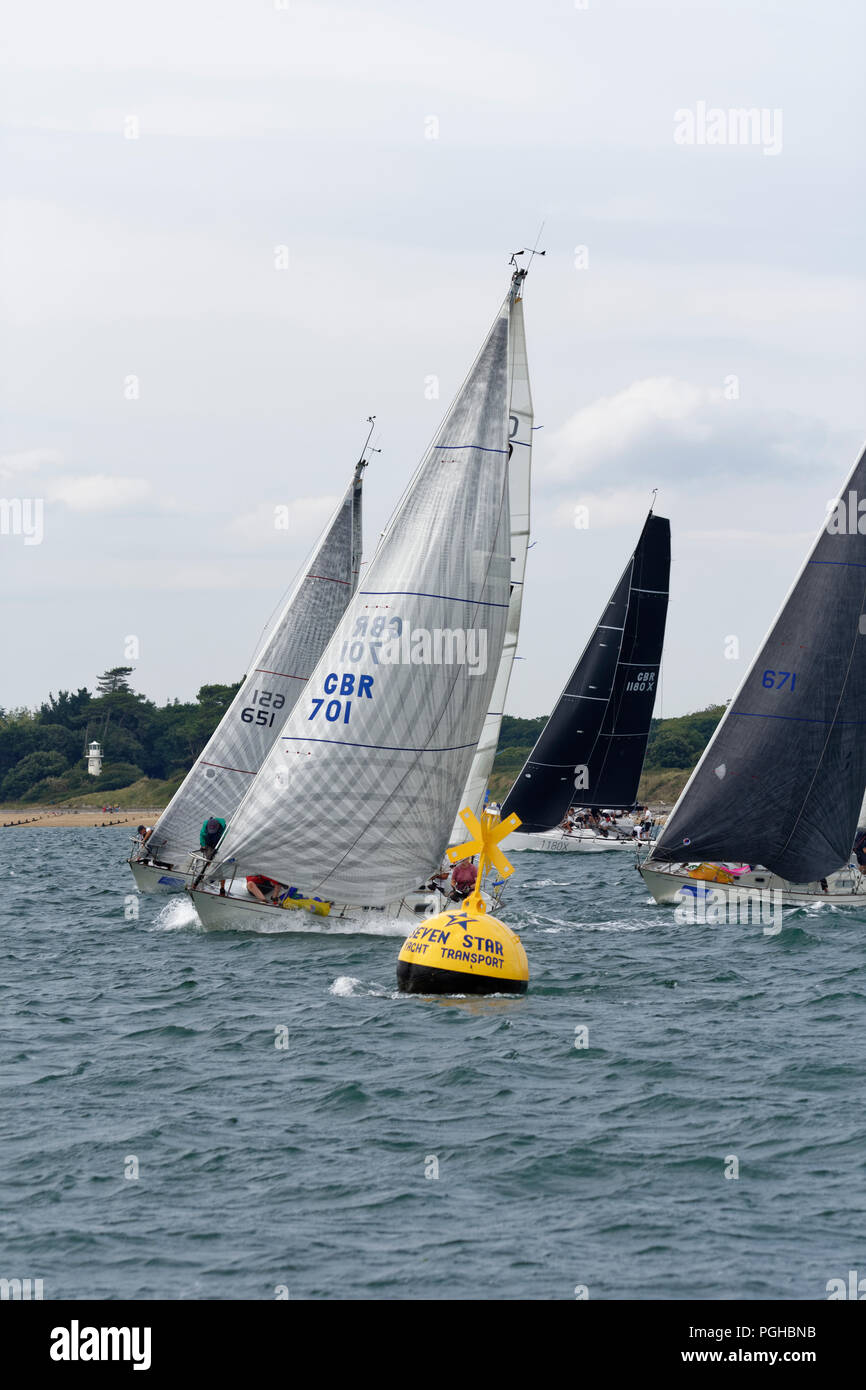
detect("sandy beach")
[0,808,165,829]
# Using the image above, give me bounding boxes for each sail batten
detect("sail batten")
[500,513,670,832]
[651,442,866,882]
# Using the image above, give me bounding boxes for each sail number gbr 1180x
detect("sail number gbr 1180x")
[309,672,374,725]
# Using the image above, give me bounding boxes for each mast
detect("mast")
[450,252,536,834]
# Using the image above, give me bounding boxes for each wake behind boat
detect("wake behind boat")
[640,440,866,914]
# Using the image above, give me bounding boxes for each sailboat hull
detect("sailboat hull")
[508,828,644,854]
[186,885,441,933]
[639,860,866,908]
[128,858,195,894]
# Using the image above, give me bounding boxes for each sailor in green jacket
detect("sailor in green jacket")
[191,816,226,890]
[200,816,226,857]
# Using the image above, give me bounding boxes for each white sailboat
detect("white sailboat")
[641,441,866,912]
[188,263,533,932]
[128,450,366,892]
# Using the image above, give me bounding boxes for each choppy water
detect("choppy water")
[2,827,864,1300]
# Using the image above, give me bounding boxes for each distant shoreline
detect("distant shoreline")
[0,808,165,829]
[1,803,673,831]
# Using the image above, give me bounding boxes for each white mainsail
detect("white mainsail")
[449,283,532,836]
[144,464,363,866]
[209,288,518,905]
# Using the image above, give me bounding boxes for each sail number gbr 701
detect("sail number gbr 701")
[308,672,374,725]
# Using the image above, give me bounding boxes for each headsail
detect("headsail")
[145,464,363,865]
[210,291,516,905]
[450,284,533,835]
[651,442,866,882]
[500,512,670,833]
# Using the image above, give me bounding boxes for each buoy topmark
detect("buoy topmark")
[397,904,529,995]
[397,805,528,994]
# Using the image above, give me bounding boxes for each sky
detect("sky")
[3,0,865,720]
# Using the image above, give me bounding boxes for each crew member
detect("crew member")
[246,874,286,905]
[190,816,227,889]
[200,816,226,860]
[449,858,477,901]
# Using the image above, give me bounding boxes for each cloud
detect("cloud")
[0,448,62,484]
[544,377,836,487]
[546,378,715,480]
[44,474,152,511]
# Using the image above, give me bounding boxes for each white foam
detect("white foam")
[329,975,362,996]
[154,897,202,932]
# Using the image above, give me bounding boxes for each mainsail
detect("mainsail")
[651,442,866,882]
[449,287,532,836]
[209,285,519,905]
[145,463,364,865]
[501,512,670,833]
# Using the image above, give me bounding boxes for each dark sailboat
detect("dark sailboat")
[643,442,866,904]
[502,510,670,844]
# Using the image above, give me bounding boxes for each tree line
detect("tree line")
[0,668,241,804]
[0,666,724,805]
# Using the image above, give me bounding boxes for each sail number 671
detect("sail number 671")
[762,670,797,690]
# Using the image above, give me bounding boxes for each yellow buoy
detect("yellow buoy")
[396,806,529,995]
[397,904,528,994]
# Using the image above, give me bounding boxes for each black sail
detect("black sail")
[501,513,670,833]
[652,443,866,882]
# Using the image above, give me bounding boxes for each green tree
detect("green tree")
[96,667,135,695]
[2,751,68,801]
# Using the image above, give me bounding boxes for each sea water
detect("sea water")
[1,828,864,1300]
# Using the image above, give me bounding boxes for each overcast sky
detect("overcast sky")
[3,0,865,720]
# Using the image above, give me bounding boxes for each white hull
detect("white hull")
[128,858,195,894]
[508,828,647,854]
[187,884,442,933]
[639,859,866,908]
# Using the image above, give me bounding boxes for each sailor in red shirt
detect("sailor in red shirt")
[449,858,477,902]
[246,874,285,905]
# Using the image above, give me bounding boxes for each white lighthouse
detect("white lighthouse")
[87,740,103,776]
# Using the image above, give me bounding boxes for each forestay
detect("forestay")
[501,512,670,833]
[451,284,533,835]
[210,303,513,904]
[651,443,866,882]
[145,468,363,866]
